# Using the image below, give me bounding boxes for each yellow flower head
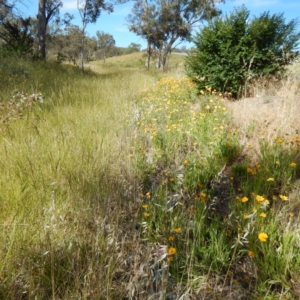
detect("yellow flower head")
[168,235,174,241]
[290,162,297,167]
[174,227,181,233]
[267,178,274,182]
[142,204,149,209]
[200,193,207,201]
[256,195,265,203]
[248,251,255,258]
[168,247,176,255]
[279,195,289,201]
[183,160,188,165]
[247,167,253,173]
[259,212,267,218]
[241,196,249,203]
[258,232,268,242]
[144,212,151,217]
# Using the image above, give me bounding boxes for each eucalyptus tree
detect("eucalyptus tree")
[95,30,115,62]
[128,0,224,71]
[77,0,113,70]
[37,0,62,59]
[127,0,158,69]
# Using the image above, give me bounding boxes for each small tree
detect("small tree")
[77,0,113,70]
[95,30,115,62]
[0,17,35,56]
[127,0,157,69]
[127,42,141,53]
[186,6,300,98]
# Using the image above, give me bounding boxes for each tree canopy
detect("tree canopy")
[186,6,300,98]
[77,0,113,69]
[128,0,224,70]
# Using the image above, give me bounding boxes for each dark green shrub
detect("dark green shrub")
[185,6,300,98]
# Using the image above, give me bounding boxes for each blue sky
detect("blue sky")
[19,0,300,48]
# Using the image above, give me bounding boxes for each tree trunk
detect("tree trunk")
[156,49,162,69]
[161,48,170,71]
[145,39,151,69]
[161,38,177,71]
[80,25,85,71]
[37,0,46,59]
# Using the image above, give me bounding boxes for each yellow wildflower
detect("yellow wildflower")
[248,251,255,258]
[256,195,265,203]
[168,247,176,255]
[144,212,151,217]
[259,212,267,218]
[290,162,297,167]
[174,227,181,233]
[168,236,174,241]
[183,160,188,165]
[258,232,268,242]
[247,167,253,173]
[142,204,149,209]
[267,178,274,182]
[200,193,207,201]
[241,197,249,203]
[279,195,288,201]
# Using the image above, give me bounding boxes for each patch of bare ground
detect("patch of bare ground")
[224,78,300,163]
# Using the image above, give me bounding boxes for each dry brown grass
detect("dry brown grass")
[225,73,300,163]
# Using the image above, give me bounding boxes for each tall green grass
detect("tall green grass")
[0,54,300,299]
[0,56,157,299]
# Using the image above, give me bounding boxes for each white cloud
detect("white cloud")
[61,0,77,10]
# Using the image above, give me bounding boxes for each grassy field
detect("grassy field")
[0,53,300,299]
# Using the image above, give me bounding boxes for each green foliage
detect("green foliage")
[0,17,36,57]
[95,30,115,61]
[126,42,142,54]
[186,6,300,98]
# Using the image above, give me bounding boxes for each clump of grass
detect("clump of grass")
[130,80,242,293]
[131,75,300,299]
[0,56,157,299]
